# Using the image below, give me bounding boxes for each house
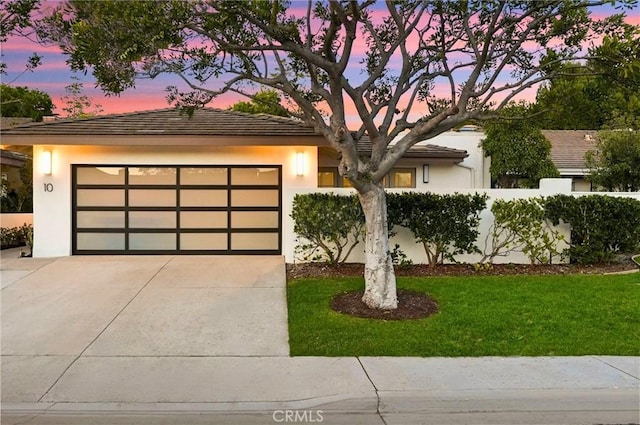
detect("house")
[0,108,473,258]
[541,130,597,191]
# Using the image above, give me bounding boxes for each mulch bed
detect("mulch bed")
[332,289,439,320]
[289,259,638,321]
[287,260,638,280]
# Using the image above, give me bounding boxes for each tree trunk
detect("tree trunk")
[358,184,398,310]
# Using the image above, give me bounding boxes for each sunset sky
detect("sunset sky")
[1,2,638,121]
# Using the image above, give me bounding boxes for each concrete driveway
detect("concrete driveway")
[1,252,290,402]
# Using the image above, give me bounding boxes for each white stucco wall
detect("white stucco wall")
[417,130,490,189]
[32,144,318,257]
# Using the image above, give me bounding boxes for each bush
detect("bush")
[291,193,364,263]
[394,192,488,267]
[483,198,566,264]
[1,224,33,253]
[544,194,640,263]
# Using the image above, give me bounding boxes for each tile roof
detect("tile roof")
[541,130,597,170]
[357,140,468,160]
[321,139,468,161]
[0,117,33,129]
[0,108,319,137]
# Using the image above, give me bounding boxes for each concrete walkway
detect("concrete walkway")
[2,250,639,424]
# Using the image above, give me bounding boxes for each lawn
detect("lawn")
[287,274,640,357]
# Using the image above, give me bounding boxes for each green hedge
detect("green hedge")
[544,194,640,264]
[291,192,640,265]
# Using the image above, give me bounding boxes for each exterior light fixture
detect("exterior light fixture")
[40,150,52,175]
[296,152,305,176]
[422,164,429,183]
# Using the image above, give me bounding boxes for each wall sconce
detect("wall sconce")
[422,164,429,183]
[296,152,306,176]
[40,150,52,175]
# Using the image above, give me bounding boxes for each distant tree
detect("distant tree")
[0,0,42,79]
[585,130,640,192]
[533,30,640,130]
[60,77,103,118]
[230,89,289,117]
[481,104,560,188]
[0,83,53,121]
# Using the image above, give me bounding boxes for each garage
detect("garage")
[72,164,282,254]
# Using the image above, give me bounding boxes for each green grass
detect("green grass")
[287,274,640,357]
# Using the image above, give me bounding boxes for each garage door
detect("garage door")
[72,165,281,254]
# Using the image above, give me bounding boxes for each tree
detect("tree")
[481,103,559,188]
[585,130,640,192]
[1,0,42,79]
[40,0,635,310]
[60,76,103,118]
[532,29,640,130]
[0,83,53,121]
[230,89,290,117]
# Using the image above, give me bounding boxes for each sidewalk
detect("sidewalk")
[2,356,639,424]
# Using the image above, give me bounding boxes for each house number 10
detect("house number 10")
[43,183,54,192]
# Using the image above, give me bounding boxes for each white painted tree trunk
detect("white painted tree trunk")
[358,184,398,310]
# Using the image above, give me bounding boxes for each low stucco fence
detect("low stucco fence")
[282,179,640,265]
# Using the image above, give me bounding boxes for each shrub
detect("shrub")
[544,194,640,263]
[1,224,33,252]
[291,193,364,263]
[394,192,488,267]
[482,198,566,264]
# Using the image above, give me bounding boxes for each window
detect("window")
[317,167,416,188]
[388,168,415,188]
[318,168,338,187]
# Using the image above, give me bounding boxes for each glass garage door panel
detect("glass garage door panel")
[181,190,227,207]
[180,167,227,185]
[180,211,227,229]
[129,189,176,207]
[180,233,227,250]
[77,233,125,250]
[76,167,125,185]
[129,211,176,228]
[77,211,125,228]
[76,189,124,207]
[231,233,279,250]
[231,211,279,229]
[129,233,176,250]
[128,167,176,185]
[231,190,279,207]
[231,167,279,185]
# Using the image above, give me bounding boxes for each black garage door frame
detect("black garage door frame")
[71,164,282,255]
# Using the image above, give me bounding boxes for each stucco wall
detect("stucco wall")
[32,144,318,257]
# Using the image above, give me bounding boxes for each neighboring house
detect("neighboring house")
[541,130,597,192]
[1,117,34,200]
[0,108,478,258]
[0,149,29,193]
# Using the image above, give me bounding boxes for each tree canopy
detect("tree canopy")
[60,76,103,118]
[532,29,640,130]
[585,130,640,192]
[37,0,637,310]
[481,103,559,188]
[229,89,289,117]
[0,83,53,121]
